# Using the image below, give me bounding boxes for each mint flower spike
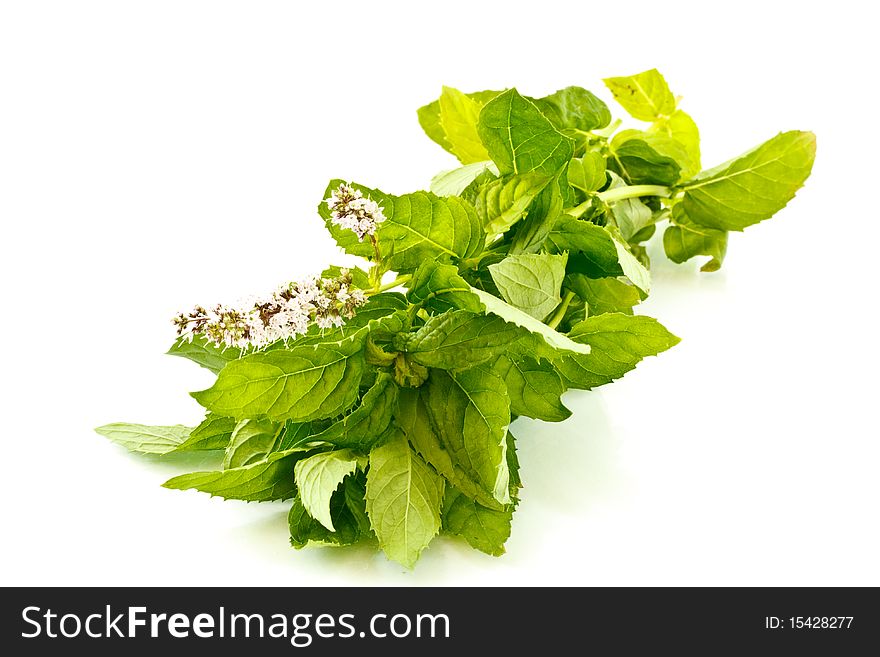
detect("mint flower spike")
[172,270,367,350]
[325,183,386,242]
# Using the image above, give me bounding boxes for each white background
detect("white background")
[1,0,877,586]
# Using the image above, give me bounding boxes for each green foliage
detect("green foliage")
[568,152,607,192]
[289,474,372,548]
[488,252,567,320]
[223,419,283,469]
[478,89,574,176]
[167,336,241,374]
[438,86,492,164]
[553,314,681,389]
[664,205,729,272]
[406,260,482,313]
[680,131,816,230]
[365,430,444,568]
[192,336,367,422]
[403,310,523,371]
[100,68,815,567]
[475,172,552,236]
[566,274,642,316]
[609,131,682,186]
[491,354,569,422]
[304,373,398,449]
[176,414,236,452]
[294,449,366,531]
[381,191,485,272]
[531,86,612,132]
[417,88,502,159]
[442,486,513,556]
[95,423,192,455]
[161,447,311,502]
[604,69,676,121]
[547,215,651,293]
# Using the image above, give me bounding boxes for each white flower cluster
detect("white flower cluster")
[326,183,386,242]
[173,270,368,350]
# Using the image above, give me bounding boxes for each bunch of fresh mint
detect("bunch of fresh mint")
[97,70,815,567]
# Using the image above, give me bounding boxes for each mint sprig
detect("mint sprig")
[96,69,815,567]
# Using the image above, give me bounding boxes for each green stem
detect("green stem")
[571,119,622,142]
[566,184,671,219]
[368,274,411,295]
[598,184,671,203]
[546,290,576,330]
[462,241,510,269]
[369,234,382,264]
[367,235,384,288]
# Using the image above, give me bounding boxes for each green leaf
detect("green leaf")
[663,223,727,272]
[438,86,492,164]
[365,429,444,568]
[460,167,499,206]
[470,287,591,356]
[491,354,570,422]
[442,487,513,557]
[397,387,499,511]
[430,161,498,197]
[664,205,728,272]
[505,431,522,491]
[475,172,552,236]
[222,418,283,469]
[167,336,241,374]
[568,152,607,192]
[294,449,365,531]
[342,472,373,537]
[604,68,676,121]
[610,197,654,243]
[175,414,236,452]
[162,448,309,501]
[192,336,366,422]
[95,423,191,455]
[680,131,817,231]
[406,260,483,314]
[318,179,389,259]
[477,89,574,176]
[609,131,681,186]
[566,274,642,316]
[289,475,371,548]
[552,313,680,389]
[305,373,398,449]
[402,310,523,371]
[422,367,511,505]
[382,191,485,272]
[417,89,502,154]
[488,253,568,320]
[531,86,612,132]
[605,172,656,241]
[650,109,701,178]
[393,354,430,389]
[509,173,565,255]
[345,293,409,327]
[546,216,651,293]
[275,421,316,451]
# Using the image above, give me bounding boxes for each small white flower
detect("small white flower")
[325,183,386,241]
[174,268,370,349]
